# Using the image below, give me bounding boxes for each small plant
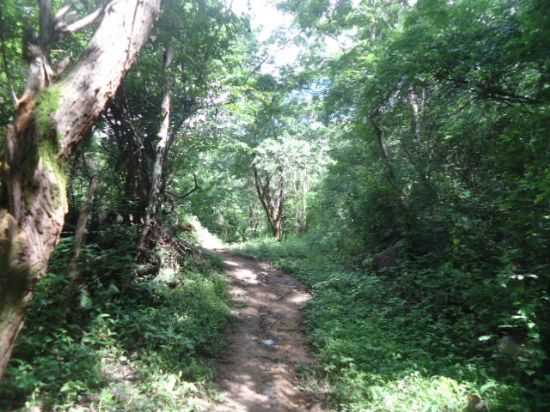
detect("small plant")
[0,227,231,411]
[234,236,535,412]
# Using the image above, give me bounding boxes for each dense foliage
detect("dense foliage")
[236,236,533,411]
[0,0,241,408]
[1,0,549,410]
[0,225,229,410]
[234,0,550,410]
[233,0,550,410]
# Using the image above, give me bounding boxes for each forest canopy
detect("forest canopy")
[0,0,549,411]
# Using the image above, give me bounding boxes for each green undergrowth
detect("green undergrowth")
[0,225,230,411]
[234,236,536,412]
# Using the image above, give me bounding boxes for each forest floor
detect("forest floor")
[210,251,325,412]
[195,225,325,411]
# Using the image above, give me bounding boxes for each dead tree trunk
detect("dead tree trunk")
[0,0,161,378]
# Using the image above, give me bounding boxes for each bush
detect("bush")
[0,228,230,411]
[235,236,537,411]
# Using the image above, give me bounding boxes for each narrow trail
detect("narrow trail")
[210,250,325,412]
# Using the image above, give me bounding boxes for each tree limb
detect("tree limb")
[179,174,200,200]
[56,4,106,34]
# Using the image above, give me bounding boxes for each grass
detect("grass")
[0,228,230,411]
[234,235,534,412]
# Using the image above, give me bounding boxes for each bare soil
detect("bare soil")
[210,250,325,412]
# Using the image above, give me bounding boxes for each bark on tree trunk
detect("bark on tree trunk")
[273,170,284,241]
[0,0,161,379]
[67,176,98,281]
[139,45,174,255]
[274,217,283,242]
[370,116,399,193]
[252,166,285,241]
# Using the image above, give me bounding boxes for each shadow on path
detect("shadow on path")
[210,249,325,412]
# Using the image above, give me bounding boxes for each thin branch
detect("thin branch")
[57,5,105,34]
[55,5,72,21]
[179,174,200,200]
[442,75,542,105]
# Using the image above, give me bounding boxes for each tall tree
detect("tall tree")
[253,162,285,241]
[138,45,174,253]
[0,0,161,378]
[97,0,241,256]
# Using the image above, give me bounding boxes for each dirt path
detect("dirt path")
[210,250,325,412]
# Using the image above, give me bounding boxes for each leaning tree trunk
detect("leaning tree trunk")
[0,0,161,378]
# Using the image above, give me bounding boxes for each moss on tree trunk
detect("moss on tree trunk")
[0,0,162,378]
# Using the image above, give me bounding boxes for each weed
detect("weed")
[235,236,534,412]
[0,226,230,411]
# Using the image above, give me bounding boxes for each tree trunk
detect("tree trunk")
[252,166,285,241]
[273,171,284,241]
[139,45,174,255]
[370,116,399,193]
[0,0,161,378]
[67,176,98,281]
[274,216,283,241]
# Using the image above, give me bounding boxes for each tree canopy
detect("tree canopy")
[0,0,549,410]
